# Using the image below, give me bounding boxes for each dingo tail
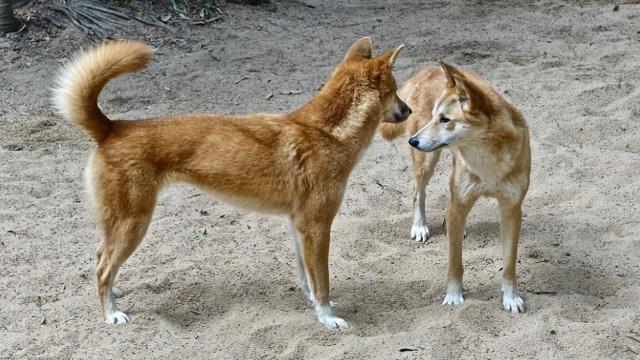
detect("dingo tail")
[52,41,153,142]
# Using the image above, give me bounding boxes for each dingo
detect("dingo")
[53,38,410,329]
[379,60,530,313]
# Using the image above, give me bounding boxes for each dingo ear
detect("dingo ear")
[438,59,462,88]
[377,44,405,67]
[453,75,472,105]
[438,59,470,101]
[438,59,493,114]
[344,37,373,62]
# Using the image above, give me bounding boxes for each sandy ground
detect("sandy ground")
[1,0,640,358]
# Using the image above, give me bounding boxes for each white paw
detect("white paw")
[411,223,430,242]
[105,310,130,325]
[442,292,464,305]
[319,314,349,330]
[502,292,525,313]
[112,287,124,299]
[316,304,348,330]
[442,282,464,305]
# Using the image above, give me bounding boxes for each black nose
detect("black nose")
[408,137,419,147]
[403,106,412,116]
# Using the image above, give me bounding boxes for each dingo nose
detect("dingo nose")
[408,137,419,147]
[394,105,412,122]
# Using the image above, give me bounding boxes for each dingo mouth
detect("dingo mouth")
[408,137,448,152]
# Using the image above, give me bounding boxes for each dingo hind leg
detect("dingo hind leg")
[92,162,158,324]
[443,192,478,306]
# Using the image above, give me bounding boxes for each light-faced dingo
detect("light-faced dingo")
[379,60,530,313]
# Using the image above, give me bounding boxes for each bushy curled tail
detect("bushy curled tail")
[51,41,154,142]
[378,121,406,141]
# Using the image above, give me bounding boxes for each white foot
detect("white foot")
[411,222,430,242]
[442,282,464,305]
[105,310,130,325]
[502,284,525,313]
[112,287,124,299]
[316,304,348,330]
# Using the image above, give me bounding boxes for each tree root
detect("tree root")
[44,1,170,38]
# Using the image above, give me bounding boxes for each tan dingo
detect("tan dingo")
[379,60,530,312]
[53,37,410,329]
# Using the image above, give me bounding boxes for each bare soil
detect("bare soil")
[1,1,639,359]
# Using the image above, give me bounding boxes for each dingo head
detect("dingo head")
[338,37,411,124]
[408,60,494,152]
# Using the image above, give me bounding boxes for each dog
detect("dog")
[379,60,530,313]
[52,37,411,329]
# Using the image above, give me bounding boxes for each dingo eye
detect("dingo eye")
[439,116,450,123]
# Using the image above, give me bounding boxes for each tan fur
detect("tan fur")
[53,38,408,329]
[52,41,154,142]
[380,61,531,312]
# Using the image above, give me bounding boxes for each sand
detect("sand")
[1,0,639,358]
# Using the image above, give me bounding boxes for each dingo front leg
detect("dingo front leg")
[410,149,441,242]
[289,219,312,304]
[292,213,348,330]
[499,199,525,313]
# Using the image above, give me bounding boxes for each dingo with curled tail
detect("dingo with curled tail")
[379,60,530,313]
[53,37,410,329]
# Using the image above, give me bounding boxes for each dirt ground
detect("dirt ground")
[1,0,639,359]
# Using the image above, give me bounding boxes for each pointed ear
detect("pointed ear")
[452,73,493,114]
[377,44,405,67]
[438,59,477,107]
[452,74,472,105]
[343,37,373,62]
[437,59,461,88]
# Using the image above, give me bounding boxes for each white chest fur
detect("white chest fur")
[454,147,522,202]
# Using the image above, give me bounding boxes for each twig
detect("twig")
[192,17,220,25]
[627,335,640,344]
[525,289,557,295]
[234,77,250,84]
[130,14,172,29]
[373,179,404,195]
